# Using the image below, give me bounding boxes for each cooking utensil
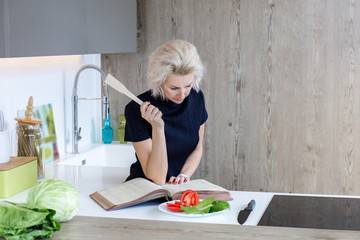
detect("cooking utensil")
[0,111,10,164]
[105,74,143,105]
[237,199,256,225]
[0,111,4,130]
[0,130,10,163]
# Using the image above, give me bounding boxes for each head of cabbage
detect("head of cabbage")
[27,178,80,222]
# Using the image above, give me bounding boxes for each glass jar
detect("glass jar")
[15,123,45,179]
[119,114,127,144]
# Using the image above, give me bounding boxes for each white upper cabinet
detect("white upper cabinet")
[0,0,136,57]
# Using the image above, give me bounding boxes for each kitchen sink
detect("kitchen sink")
[57,144,135,168]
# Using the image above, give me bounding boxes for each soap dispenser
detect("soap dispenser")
[102,114,113,144]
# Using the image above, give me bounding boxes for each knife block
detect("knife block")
[0,156,37,198]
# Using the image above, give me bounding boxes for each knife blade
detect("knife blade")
[237,199,256,225]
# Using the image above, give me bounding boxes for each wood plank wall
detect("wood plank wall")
[102,0,360,195]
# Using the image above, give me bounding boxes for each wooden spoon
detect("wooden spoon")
[105,74,143,105]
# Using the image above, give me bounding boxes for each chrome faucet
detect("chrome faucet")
[72,64,110,154]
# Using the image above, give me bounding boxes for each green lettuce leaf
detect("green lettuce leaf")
[0,201,61,240]
[180,197,215,214]
[208,200,230,213]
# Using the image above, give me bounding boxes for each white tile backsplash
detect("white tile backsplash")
[0,54,102,157]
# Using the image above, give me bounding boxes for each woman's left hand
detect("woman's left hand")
[168,175,189,184]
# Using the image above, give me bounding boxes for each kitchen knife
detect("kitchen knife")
[237,199,256,225]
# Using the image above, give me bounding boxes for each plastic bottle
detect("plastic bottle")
[102,114,113,144]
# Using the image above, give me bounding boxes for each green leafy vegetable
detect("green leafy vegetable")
[27,178,80,222]
[209,201,230,213]
[0,201,60,240]
[180,197,215,214]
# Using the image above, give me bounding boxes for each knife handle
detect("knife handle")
[245,199,256,211]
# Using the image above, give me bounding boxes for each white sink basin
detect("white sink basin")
[57,144,136,168]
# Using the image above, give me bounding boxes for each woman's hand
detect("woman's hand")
[140,101,164,128]
[168,175,190,185]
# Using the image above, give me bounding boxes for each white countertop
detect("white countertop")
[5,162,271,225]
[4,144,360,226]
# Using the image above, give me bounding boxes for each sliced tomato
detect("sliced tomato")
[174,201,188,206]
[191,192,200,205]
[180,190,200,206]
[166,202,183,212]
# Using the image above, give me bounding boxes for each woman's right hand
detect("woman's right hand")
[140,101,164,128]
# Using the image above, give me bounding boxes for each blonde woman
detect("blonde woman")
[124,40,207,185]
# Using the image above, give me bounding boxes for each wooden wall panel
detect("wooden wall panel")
[102,0,360,195]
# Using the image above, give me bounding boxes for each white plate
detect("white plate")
[158,200,230,218]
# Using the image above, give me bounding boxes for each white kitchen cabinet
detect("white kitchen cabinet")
[0,0,136,58]
[86,0,136,54]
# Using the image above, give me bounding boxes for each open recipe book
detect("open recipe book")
[90,178,233,210]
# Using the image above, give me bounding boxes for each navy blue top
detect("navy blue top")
[124,89,208,182]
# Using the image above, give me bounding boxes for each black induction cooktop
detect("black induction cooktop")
[258,195,360,231]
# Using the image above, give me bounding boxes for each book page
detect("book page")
[163,179,228,196]
[98,178,166,206]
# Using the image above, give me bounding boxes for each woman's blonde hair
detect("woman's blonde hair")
[147,40,204,99]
